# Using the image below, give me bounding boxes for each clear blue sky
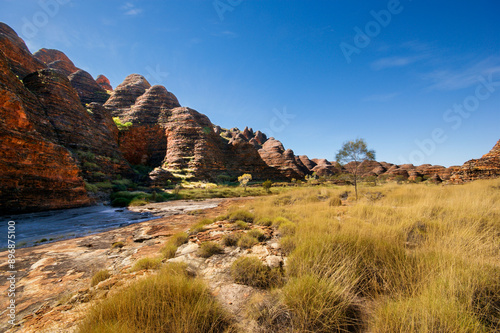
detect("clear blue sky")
[2,0,500,166]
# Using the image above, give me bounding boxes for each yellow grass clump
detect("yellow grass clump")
[78,263,233,333]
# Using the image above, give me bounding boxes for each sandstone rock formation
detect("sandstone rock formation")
[103,75,286,182]
[0,23,133,213]
[0,23,45,78]
[257,138,306,179]
[68,70,110,105]
[0,50,90,213]
[104,74,152,116]
[96,74,113,91]
[450,140,500,182]
[33,48,79,76]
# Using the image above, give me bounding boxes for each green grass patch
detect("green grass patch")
[228,209,254,223]
[237,234,258,249]
[234,220,250,230]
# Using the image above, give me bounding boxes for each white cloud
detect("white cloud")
[121,2,142,16]
[125,8,143,16]
[423,57,500,91]
[371,55,425,71]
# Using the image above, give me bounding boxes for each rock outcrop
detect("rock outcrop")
[0,23,134,213]
[0,50,90,213]
[0,22,45,78]
[104,74,152,116]
[450,140,500,183]
[33,48,79,76]
[161,107,225,180]
[68,70,110,105]
[258,138,306,179]
[23,69,131,181]
[96,74,113,91]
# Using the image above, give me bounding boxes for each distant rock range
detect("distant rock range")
[450,140,500,183]
[0,22,498,213]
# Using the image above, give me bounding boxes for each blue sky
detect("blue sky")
[2,0,500,166]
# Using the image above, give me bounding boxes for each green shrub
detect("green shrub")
[234,220,250,230]
[129,198,148,206]
[111,197,131,207]
[91,270,111,287]
[197,241,224,258]
[231,256,283,289]
[130,257,162,272]
[95,181,113,190]
[262,180,273,193]
[77,150,95,161]
[255,217,272,226]
[214,214,228,221]
[92,171,106,178]
[113,117,133,131]
[189,218,213,235]
[83,161,99,170]
[248,229,266,242]
[85,182,98,194]
[112,241,125,248]
[237,234,258,249]
[228,210,254,223]
[222,233,241,247]
[78,263,232,333]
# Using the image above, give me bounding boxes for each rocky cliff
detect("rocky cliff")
[0,49,90,213]
[0,23,130,213]
[450,140,500,183]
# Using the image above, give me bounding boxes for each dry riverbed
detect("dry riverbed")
[0,198,253,332]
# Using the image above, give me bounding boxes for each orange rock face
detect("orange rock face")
[32,48,79,75]
[0,23,45,78]
[0,23,133,213]
[0,51,90,213]
[96,74,113,91]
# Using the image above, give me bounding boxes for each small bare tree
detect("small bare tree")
[335,138,375,200]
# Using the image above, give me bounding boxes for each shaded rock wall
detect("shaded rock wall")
[0,50,90,213]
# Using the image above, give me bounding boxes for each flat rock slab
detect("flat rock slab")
[128,198,224,217]
[0,197,248,333]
